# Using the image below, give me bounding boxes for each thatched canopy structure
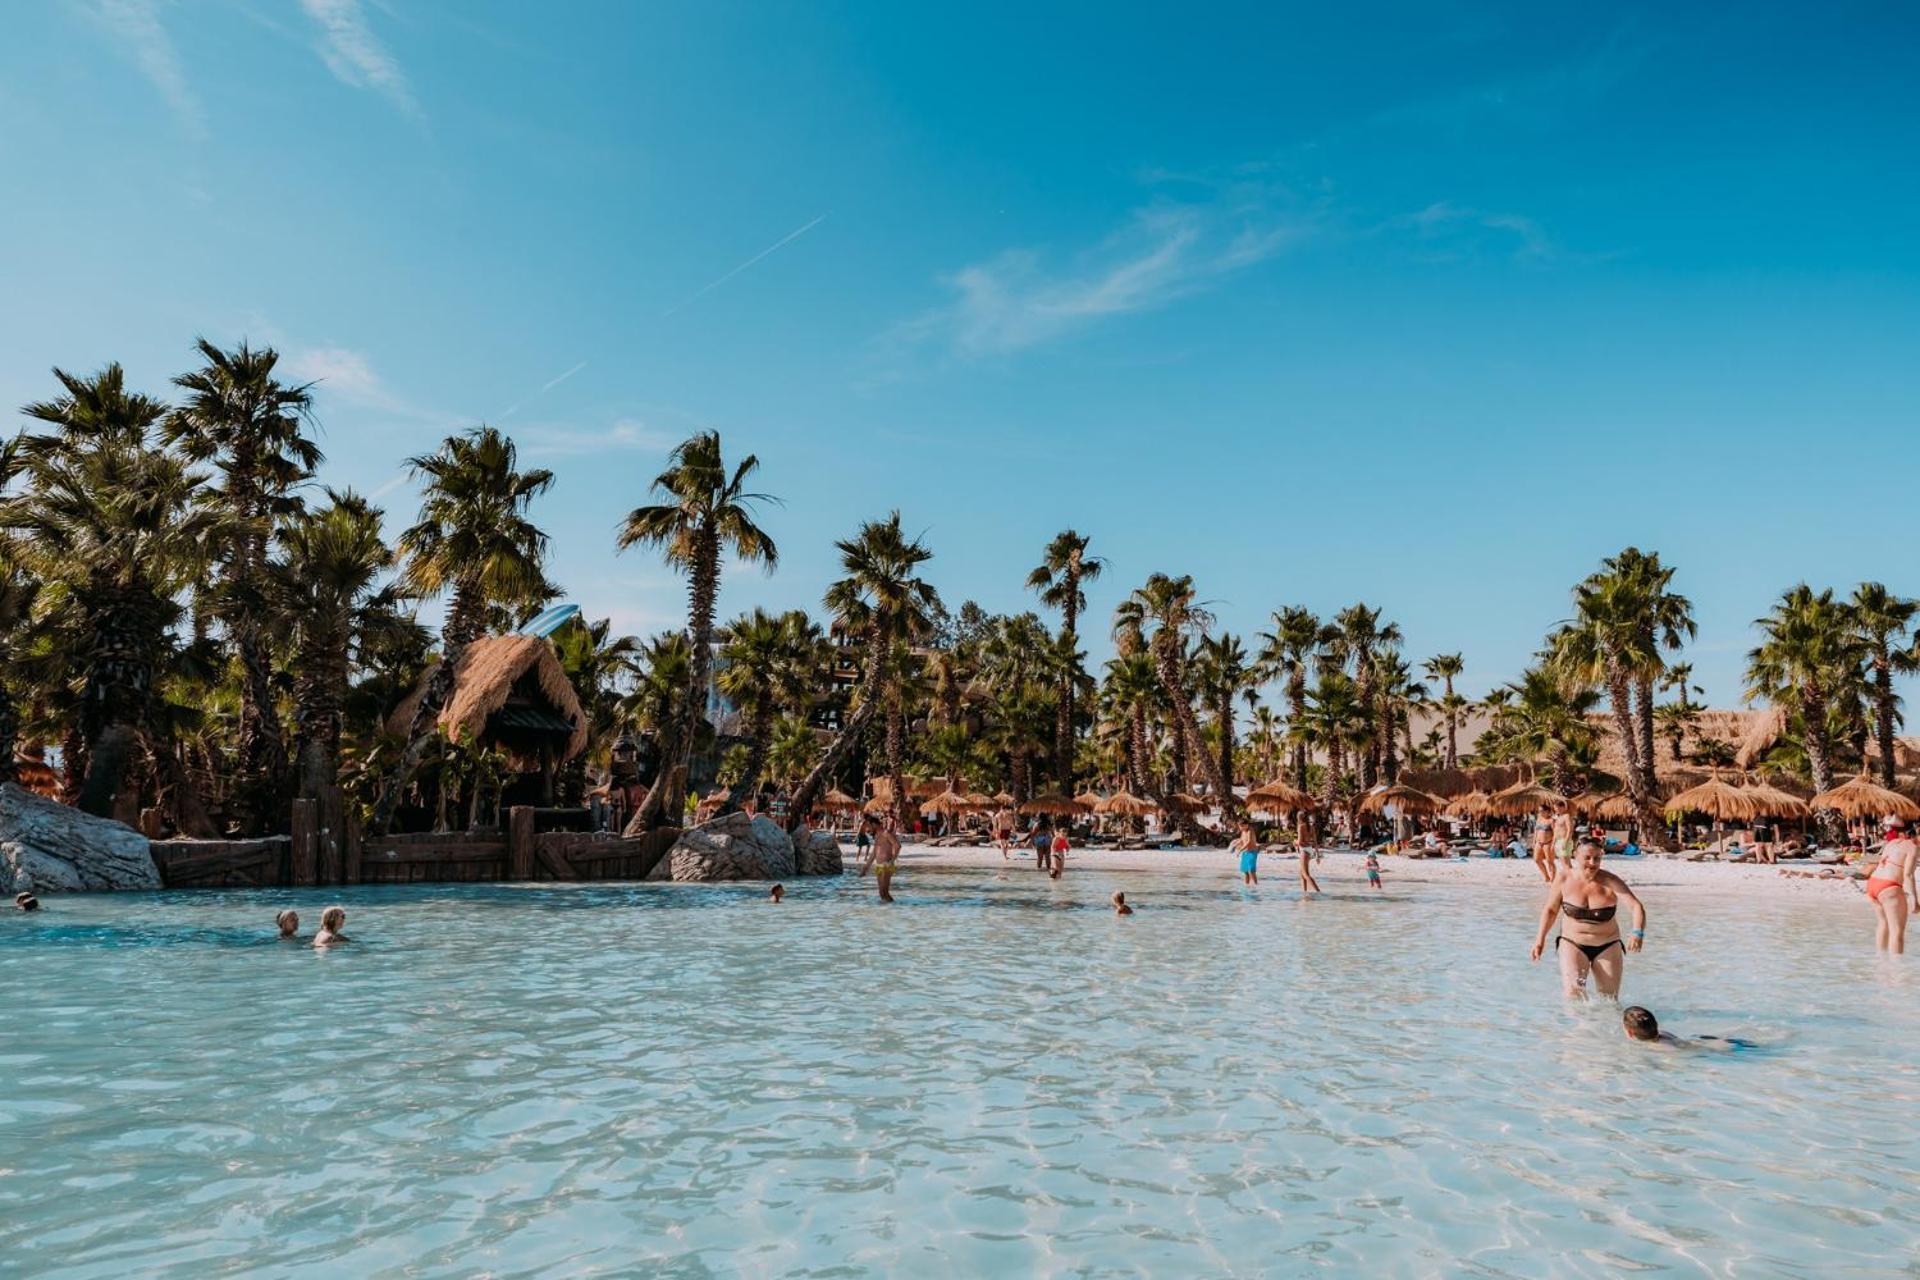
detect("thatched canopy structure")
[1161,792,1211,815]
[1072,790,1107,809]
[1096,790,1156,817]
[1663,778,1756,822]
[1444,790,1489,817]
[1738,781,1809,818]
[1248,781,1316,814]
[993,791,1015,806]
[1359,784,1443,816]
[920,789,973,817]
[1020,792,1088,817]
[387,635,587,771]
[869,777,948,805]
[1809,774,1920,820]
[11,746,60,800]
[1486,781,1567,816]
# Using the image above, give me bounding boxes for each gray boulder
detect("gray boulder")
[0,782,160,893]
[797,831,844,877]
[647,811,797,882]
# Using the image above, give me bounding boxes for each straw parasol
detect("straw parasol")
[1735,780,1808,818]
[1808,774,1920,820]
[1160,792,1211,815]
[993,791,1015,806]
[1248,781,1316,814]
[1663,777,1757,822]
[1073,790,1107,809]
[1020,792,1089,817]
[1358,783,1443,816]
[1566,791,1614,818]
[1594,792,1638,821]
[1485,781,1568,816]
[964,792,997,811]
[1444,790,1490,818]
[1096,790,1157,817]
[821,788,861,813]
[920,789,974,818]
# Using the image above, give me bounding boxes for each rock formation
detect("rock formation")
[0,782,161,893]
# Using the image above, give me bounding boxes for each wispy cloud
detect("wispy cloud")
[893,191,1309,359]
[297,0,419,119]
[517,418,679,459]
[499,360,588,421]
[83,0,205,137]
[286,346,461,429]
[1400,201,1556,263]
[663,214,829,317]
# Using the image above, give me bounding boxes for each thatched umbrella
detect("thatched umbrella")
[821,787,860,811]
[1020,792,1089,817]
[993,791,1015,806]
[1248,781,1316,814]
[1096,790,1157,817]
[964,792,997,811]
[920,789,973,818]
[1073,789,1106,809]
[1809,774,1920,821]
[1736,781,1808,818]
[1593,792,1637,821]
[1358,783,1443,816]
[1567,791,1615,818]
[1160,792,1211,815]
[1663,778,1757,823]
[1486,781,1567,817]
[11,747,60,799]
[1444,790,1490,818]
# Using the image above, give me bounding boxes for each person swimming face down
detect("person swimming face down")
[1622,1006,1660,1041]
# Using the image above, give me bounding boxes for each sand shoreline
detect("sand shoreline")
[885,840,1867,901]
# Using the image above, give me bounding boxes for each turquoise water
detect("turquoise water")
[3,861,1917,1277]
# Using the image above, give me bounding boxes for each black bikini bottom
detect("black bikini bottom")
[1557,935,1622,963]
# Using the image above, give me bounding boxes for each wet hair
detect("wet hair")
[15,892,41,912]
[769,883,785,900]
[1623,1006,1659,1041]
[320,906,346,931]
[1110,891,1126,906]
[276,909,299,932]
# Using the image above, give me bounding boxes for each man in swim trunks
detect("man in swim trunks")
[992,806,1016,861]
[859,815,901,903]
[1864,815,1917,954]
[1230,822,1259,885]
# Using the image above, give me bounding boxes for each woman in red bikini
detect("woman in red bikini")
[1864,816,1917,954]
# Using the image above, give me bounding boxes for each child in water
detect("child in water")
[313,906,350,948]
[1364,851,1382,890]
[276,909,300,938]
[1111,891,1133,916]
[1622,1006,1749,1051]
[769,884,785,903]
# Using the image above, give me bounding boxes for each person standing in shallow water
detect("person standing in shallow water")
[1530,814,1555,884]
[1030,822,1053,872]
[993,804,1016,861]
[859,815,901,903]
[1530,839,1646,999]
[1230,822,1260,885]
[1863,815,1917,954]
[1297,843,1322,895]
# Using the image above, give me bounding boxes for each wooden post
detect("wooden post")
[343,807,363,885]
[138,807,165,839]
[318,786,346,885]
[290,797,319,887]
[508,805,536,880]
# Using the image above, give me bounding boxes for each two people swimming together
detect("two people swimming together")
[275,906,351,948]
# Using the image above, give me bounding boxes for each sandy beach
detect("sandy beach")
[890,840,1870,903]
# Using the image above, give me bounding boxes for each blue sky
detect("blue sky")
[5,1,1919,706]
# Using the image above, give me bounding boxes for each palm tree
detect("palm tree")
[374,426,554,832]
[0,547,38,785]
[1102,651,1159,794]
[1552,569,1665,846]
[2,373,218,827]
[1295,671,1368,828]
[1422,652,1465,767]
[1027,530,1103,788]
[617,431,778,830]
[1375,653,1427,783]
[1747,584,1860,839]
[270,490,400,801]
[1194,632,1252,807]
[1328,604,1402,788]
[1479,665,1600,794]
[716,608,822,809]
[164,338,321,830]
[1606,549,1694,791]
[1247,703,1282,781]
[1256,606,1332,790]
[1113,574,1233,823]
[787,512,939,829]
[1850,582,1917,786]
[549,615,645,804]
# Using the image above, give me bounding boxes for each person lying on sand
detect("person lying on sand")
[313,906,350,948]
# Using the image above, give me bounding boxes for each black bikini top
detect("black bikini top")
[1561,901,1617,923]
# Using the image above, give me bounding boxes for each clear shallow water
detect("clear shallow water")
[2,860,1917,1278]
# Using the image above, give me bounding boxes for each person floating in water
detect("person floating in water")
[1364,850,1382,890]
[14,891,41,912]
[1623,1006,1749,1051]
[1111,891,1133,916]
[769,884,785,903]
[312,906,350,948]
[276,909,300,939]
[1231,822,1259,885]
[859,815,900,903]
[1530,839,1646,999]
[1863,815,1916,954]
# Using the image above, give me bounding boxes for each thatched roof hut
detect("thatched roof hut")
[387,635,587,770]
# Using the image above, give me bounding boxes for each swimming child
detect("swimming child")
[1623,1006,1749,1051]
[1231,822,1259,885]
[1111,890,1134,916]
[1364,851,1382,890]
[14,891,41,912]
[276,908,300,938]
[312,906,350,947]
[769,884,785,903]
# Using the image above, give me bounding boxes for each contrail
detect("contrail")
[499,360,588,421]
[663,213,829,317]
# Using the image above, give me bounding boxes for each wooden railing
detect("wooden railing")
[150,800,680,889]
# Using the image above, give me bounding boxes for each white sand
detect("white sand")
[889,840,1868,903]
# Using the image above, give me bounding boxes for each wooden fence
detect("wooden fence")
[150,801,680,890]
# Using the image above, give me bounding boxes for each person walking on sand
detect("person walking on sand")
[1530,839,1646,999]
[1230,821,1260,885]
[858,815,901,903]
[993,805,1016,861]
[1863,815,1917,954]
[1364,850,1382,890]
[1530,815,1555,884]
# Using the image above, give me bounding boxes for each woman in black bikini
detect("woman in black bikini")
[1529,839,1646,999]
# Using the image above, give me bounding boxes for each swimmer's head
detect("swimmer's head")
[1622,1006,1659,1042]
[276,908,299,936]
[15,891,41,912]
[769,883,785,902]
[320,906,346,931]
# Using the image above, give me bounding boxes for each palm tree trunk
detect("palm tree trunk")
[1155,642,1234,818]
[1215,692,1235,811]
[1128,704,1150,793]
[1873,657,1898,787]
[0,678,16,787]
[1633,674,1658,791]
[784,623,889,833]
[886,693,908,826]
[1609,663,1667,849]
[1802,687,1842,842]
[636,532,722,832]
[723,702,774,813]
[1288,674,1309,790]
[1443,675,1458,768]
